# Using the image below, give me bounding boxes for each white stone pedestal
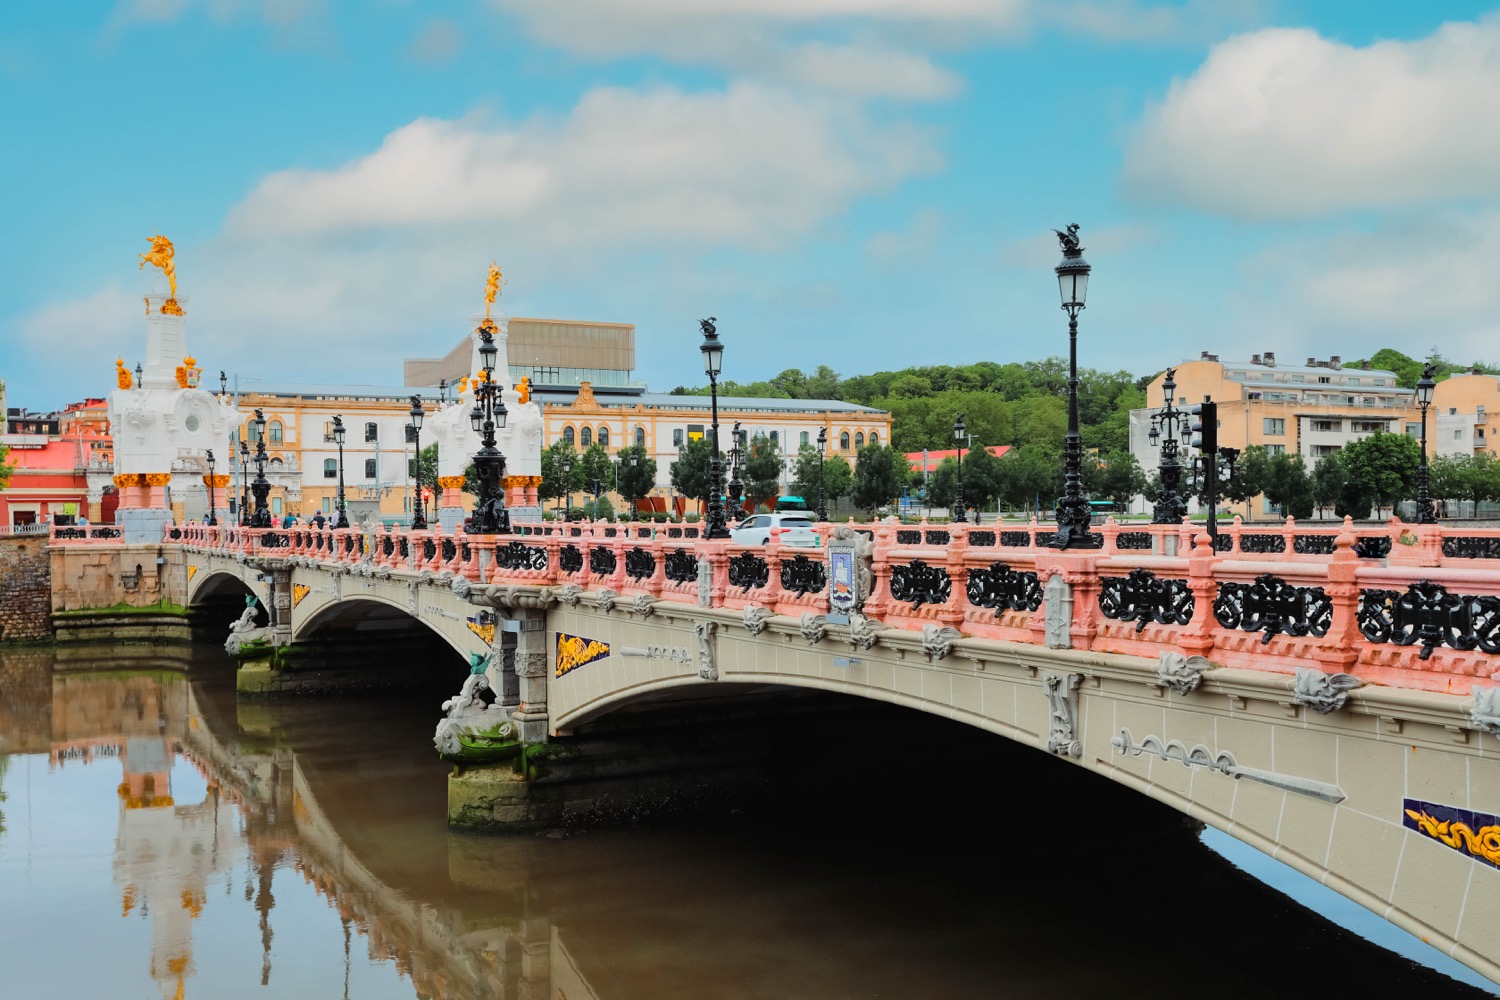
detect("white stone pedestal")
[118,508,174,545]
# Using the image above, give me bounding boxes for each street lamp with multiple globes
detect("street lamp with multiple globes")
[1147,368,1192,524]
[726,422,745,519]
[952,413,967,523]
[1414,363,1437,524]
[1050,223,1101,549]
[206,449,218,526]
[467,324,512,534]
[331,415,349,528]
[409,395,427,530]
[699,317,730,539]
[250,409,272,528]
[815,426,828,522]
[238,439,251,526]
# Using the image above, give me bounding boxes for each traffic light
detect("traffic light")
[1188,399,1218,458]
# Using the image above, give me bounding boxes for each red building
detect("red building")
[2,398,115,527]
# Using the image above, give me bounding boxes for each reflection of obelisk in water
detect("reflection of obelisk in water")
[113,735,242,1000]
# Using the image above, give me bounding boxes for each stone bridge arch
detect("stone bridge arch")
[543,603,1500,984]
[186,566,272,613]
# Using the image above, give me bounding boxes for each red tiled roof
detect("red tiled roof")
[905,445,1010,470]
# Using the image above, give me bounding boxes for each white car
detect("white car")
[729,512,819,547]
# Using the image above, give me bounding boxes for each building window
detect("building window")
[1318,376,1330,384]
[769,430,778,445]
[598,426,609,447]
[673,429,684,447]
[855,432,865,448]
[1311,420,1340,432]
[580,427,592,447]
[365,422,378,441]
[1362,397,1375,406]
[635,426,645,447]
[268,420,283,445]
[840,431,851,450]
[247,422,261,443]
[563,426,575,446]
[1311,444,1341,457]
[800,431,809,446]
[1266,444,1285,455]
[1263,418,1285,435]
[1352,421,1387,433]
[364,459,377,479]
[870,432,879,446]
[1456,430,1464,440]
[1405,422,1421,436]
[272,498,283,515]
[323,459,337,479]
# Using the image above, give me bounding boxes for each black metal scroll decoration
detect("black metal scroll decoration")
[589,547,617,577]
[625,546,656,580]
[966,563,1043,613]
[441,538,457,562]
[665,549,698,584]
[896,530,922,545]
[495,540,548,572]
[1358,582,1500,660]
[1098,567,1193,633]
[1115,532,1152,551]
[1213,573,1332,643]
[1443,536,1500,560]
[1353,536,1391,559]
[889,559,951,608]
[559,544,583,574]
[925,530,951,546]
[969,530,996,547]
[1000,531,1031,547]
[780,554,827,596]
[728,551,769,592]
[1292,535,1336,555]
[1238,533,1287,554]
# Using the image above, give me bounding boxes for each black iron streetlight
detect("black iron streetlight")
[238,438,251,526]
[953,413,967,523]
[219,370,227,396]
[1415,363,1437,524]
[250,408,272,528]
[815,426,828,522]
[726,421,744,519]
[466,326,511,534]
[409,395,427,530]
[206,449,218,526]
[699,317,730,539]
[1147,368,1191,524]
[562,456,574,515]
[1050,223,1101,549]
[331,414,348,528]
[628,452,640,520]
[134,362,143,388]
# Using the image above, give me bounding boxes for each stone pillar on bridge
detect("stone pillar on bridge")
[510,613,549,743]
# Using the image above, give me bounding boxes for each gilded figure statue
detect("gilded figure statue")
[517,376,531,404]
[483,261,504,321]
[115,358,132,390]
[139,234,184,315]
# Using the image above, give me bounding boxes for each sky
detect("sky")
[4,1,1500,410]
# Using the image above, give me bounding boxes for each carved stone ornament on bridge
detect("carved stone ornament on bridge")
[849,614,885,650]
[921,623,962,661]
[1469,686,1500,738]
[1111,728,1346,804]
[697,556,713,608]
[630,594,655,617]
[514,649,548,678]
[1043,672,1084,758]
[1291,667,1363,714]
[594,588,619,613]
[558,583,583,606]
[694,620,718,680]
[450,575,473,601]
[799,612,828,645]
[832,524,874,607]
[742,604,772,635]
[433,672,518,762]
[223,597,268,656]
[1157,651,1213,695]
[1044,574,1072,649]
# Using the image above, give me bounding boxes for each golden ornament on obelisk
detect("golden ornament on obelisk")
[139,234,184,316]
[482,261,504,329]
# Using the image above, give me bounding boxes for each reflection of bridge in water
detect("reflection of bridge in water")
[43,512,1500,987]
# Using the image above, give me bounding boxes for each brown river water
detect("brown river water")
[0,645,1494,999]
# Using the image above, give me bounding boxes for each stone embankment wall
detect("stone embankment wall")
[0,536,52,643]
[49,545,191,645]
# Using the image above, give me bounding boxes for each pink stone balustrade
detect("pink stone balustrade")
[123,515,1500,696]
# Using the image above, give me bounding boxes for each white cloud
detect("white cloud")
[407,18,463,64]
[19,285,144,369]
[1123,18,1500,218]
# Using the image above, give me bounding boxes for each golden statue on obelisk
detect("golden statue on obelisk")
[139,234,184,316]
[482,261,504,329]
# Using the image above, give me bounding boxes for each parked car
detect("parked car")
[729,512,819,547]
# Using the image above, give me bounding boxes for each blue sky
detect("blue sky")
[4,1,1500,409]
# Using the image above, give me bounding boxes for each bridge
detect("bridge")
[42,514,1500,985]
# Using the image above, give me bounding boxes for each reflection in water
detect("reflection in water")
[0,648,1496,999]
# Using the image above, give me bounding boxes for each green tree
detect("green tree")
[576,443,613,503]
[849,443,909,513]
[743,433,783,508]
[540,441,580,504]
[995,444,1062,515]
[1340,431,1420,518]
[416,442,439,493]
[1083,449,1147,509]
[670,436,717,505]
[789,444,853,510]
[1311,454,1346,518]
[0,442,12,491]
[614,444,657,516]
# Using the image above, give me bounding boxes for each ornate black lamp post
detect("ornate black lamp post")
[562,456,574,515]
[238,439,251,526]
[219,370,227,395]
[206,449,218,526]
[726,421,745,517]
[1050,224,1101,549]
[628,453,640,519]
[250,409,272,528]
[1415,363,1437,523]
[952,413,967,523]
[466,326,511,534]
[1147,368,1191,524]
[699,317,730,539]
[134,363,143,388]
[408,395,427,529]
[331,414,348,528]
[815,426,828,522]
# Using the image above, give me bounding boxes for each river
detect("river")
[0,645,1495,999]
